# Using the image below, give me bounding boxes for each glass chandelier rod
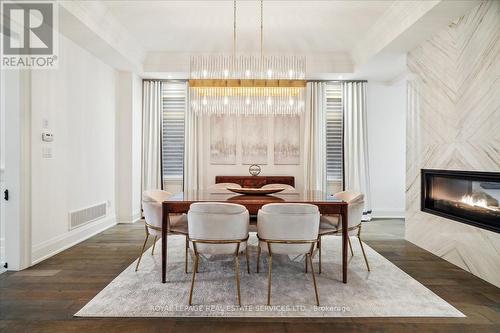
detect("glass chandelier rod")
[189,0,307,115]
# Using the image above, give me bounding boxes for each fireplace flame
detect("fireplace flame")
[460,194,496,211]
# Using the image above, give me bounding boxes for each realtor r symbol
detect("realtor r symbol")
[2,2,53,55]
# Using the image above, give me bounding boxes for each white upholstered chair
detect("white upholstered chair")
[207,183,242,191]
[261,183,297,193]
[187,202,250,306]
[317,191,370,273]
[136,190,189,272]
[257,203,320,306]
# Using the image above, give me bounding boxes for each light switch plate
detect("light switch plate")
[42,147,53,159]
[42,132,54,142]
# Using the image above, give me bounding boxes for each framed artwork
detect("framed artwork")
[274,116,300,165]
[210,116,237,164]
[241,116,268,165]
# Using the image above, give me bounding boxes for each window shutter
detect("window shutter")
[162,82,186,177]
[326,82,343,182]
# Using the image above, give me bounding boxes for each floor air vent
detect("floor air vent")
[69,202,107,230]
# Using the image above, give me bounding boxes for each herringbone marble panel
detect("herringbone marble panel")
[406,0,500,288]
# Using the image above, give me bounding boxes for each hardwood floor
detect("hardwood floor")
[1,220,499,333]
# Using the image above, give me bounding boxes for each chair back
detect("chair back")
[332,191,364,228]
[208,183,242,193]
[257,203,319,255]
[188,202,249,254]
[209,183,242,189]
[142,190,171,234]
[261,183,297,193]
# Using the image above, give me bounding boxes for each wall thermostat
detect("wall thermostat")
[42,133,54,142]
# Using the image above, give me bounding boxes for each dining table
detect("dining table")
[161,190,350,283]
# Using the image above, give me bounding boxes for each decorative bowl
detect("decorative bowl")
[227,187,285,195]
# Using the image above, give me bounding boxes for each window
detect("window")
[162,82,186,178]
[326,82,343,182]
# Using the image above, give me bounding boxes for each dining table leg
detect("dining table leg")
[162,205,168,283]
[341,204,348,283]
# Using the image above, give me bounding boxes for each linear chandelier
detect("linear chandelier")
[189,0,306,115]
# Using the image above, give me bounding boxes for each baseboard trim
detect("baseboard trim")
[31,215,117,265]
[117,212,142,224]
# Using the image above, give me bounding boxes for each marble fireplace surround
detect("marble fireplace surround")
[405,0,500,288]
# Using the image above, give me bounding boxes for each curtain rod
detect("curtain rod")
[307,79,367,83]
[142,79,368,83]
[142,79,186,83]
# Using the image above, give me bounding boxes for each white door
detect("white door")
[0,27,31,271]
[0,68,6,273]
[0,65,31,272]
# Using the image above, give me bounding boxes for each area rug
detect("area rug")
[75,234,464,318]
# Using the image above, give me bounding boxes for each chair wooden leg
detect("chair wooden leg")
[184,235,189,274]
[358,227,370,272]
[235,254,241,306]
[348,236,354,256]
[188,254,199,305]
[267,254,273,306]
[134,234,149,272]
[245,246,250,274]
[256,245,261,273]
[307,253,320,306]
[151,236,158,255]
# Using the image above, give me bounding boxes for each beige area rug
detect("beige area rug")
[75,234,464,318]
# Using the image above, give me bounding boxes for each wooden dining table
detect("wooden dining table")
[161,190,349,283]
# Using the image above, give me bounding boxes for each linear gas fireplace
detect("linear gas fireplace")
[421,169,500,233]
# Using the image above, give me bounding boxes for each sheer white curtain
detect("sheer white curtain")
[343,81,372,219]
[183,88,205,191]
[142,80,163,192]
[303,82,327,193]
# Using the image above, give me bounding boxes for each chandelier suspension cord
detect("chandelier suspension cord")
[233,0,237,60]
[260,0,264,63]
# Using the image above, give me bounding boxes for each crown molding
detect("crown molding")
[351,0,481,71]
[58,1,146,72]
[352,0,441,70]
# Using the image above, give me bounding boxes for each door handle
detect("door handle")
[3,189,8,201]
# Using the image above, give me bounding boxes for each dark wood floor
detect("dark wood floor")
[1,221,499,333]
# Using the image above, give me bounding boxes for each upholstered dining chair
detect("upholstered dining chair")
[257,203,320,306]
[208,183,242,191]
[187,202,250,306]
[136,190,189,272]
[261,183,297,193]
[317,191,370,274]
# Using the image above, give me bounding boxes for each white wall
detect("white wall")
[202,115,304,190]
[164,115,305,192]
[132,75,142,218]
[366,81,406,218]
[116,72,142,223]
[30,34,118,264]
[164,84,406,203]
